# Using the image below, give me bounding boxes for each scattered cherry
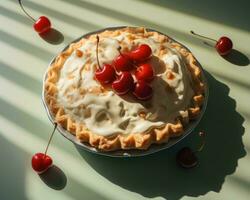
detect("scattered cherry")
[176,147,198,168]
[32,153,53,174]
[190,30,233,56]
[176,131,205,168]
[135,63,154,82]
[113,51,133,71]
[31,123,57,174]
[95,64,116,84]
[112,72,134,95]
[216,37,233,56]
[128,44,152,62]
[18,0,52,34]
[133,80,153,100]
[95,36,116,84]
[33,16,51,34]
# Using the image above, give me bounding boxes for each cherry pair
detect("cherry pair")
[95,37,154,100]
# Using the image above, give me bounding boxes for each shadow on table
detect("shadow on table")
[0,135,27,200]
[39,28,64,45]
[76,71,246,200]
[140,0,250,32]
[39,165,67,190]
[221,49,250,66]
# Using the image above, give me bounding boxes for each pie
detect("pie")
[44,27,205,151]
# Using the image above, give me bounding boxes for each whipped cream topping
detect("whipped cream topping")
[56,31,194,136]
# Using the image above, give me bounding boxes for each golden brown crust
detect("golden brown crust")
[44,27,205,151]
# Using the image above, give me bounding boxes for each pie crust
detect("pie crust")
[44,27,205,151]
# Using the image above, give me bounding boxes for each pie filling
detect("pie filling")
[56,31,195,136]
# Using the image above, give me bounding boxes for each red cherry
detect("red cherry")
[31,153,53,174]
[129,44,152,62]
[176,147,198,168]
[95,64,116,84]
[133,81,153,100]
[191,31,233,56]
[216,37,233,56]
[113,54,133,71]
[135,63,154,82]
[176,132,205,168]
[18,1,52,34]
[112,72,134,95]
[33,16,51,34]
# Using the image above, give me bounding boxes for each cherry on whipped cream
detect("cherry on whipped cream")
[94,35,116,84]
[113,47,133,72]
[133,80,153,100]
[135,63,154,82]
[95,64,116,84]
[112,71,134,95]
[128,44,152,62]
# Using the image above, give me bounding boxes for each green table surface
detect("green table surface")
[1,0,249,199]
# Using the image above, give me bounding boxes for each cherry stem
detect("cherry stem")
[18,0,36,22]
[44,122,57,156]
[195,131,205,153]
[190,30,217,42]
[117,46,138,67]
[117,46,122,56]
[96,35,101,69]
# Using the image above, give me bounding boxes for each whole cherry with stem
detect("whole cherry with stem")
[190,30,233,56]
[176,131,205,168]
[18,0,51,34]
[128,44,152,62]
[113,46,134,72]
[95,35,116,84]
[133,80,153,100]
[31,123,57,174]
[112,71,134,95]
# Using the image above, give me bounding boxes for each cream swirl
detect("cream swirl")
[56,32,194,136]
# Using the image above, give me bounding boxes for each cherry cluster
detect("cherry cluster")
[95,36,155,100]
